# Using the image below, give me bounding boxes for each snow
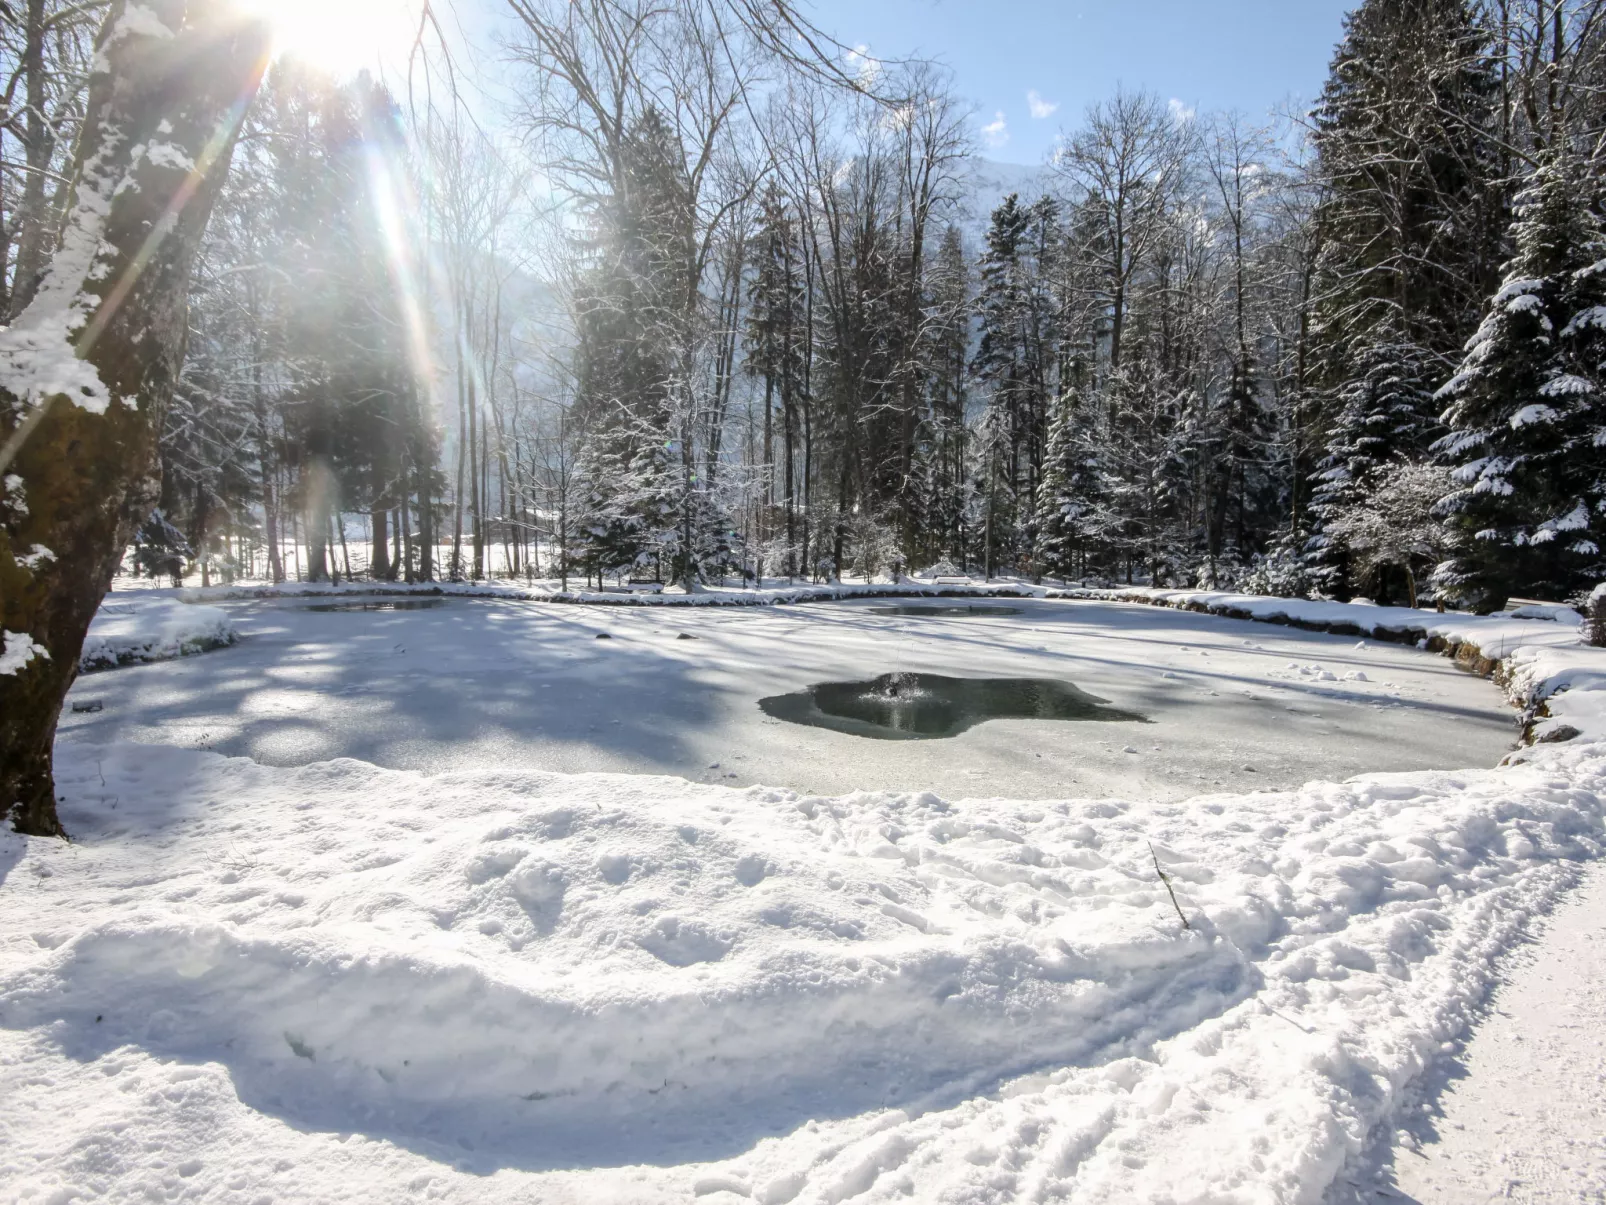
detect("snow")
[1065,585,1589,662]
[77,590,236,672]
[114,4,176,40]
[0,628,48,676]
[1510,402,1560,427]
[0,145,117,418]
[1537,374,1594,397]
[1373,862,1606,1201]
[139,140,197,174]
[3,587,1605,1202]
[1562,304,1606,336]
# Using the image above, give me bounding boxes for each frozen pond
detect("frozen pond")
[759,671,1147,739]
[59,594,1521,800]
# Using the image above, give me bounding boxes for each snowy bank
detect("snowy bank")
[79,592,237,672]
[176,576,1049,608]
[3,587,1606,1201]
[3,731,1603,1201]
[1061,586,1598,720]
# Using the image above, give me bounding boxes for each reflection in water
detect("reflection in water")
[302,599,448,613]
[868,604,1025,618]
[759,672,1147,740]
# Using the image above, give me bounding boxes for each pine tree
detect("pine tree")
[1434,149,1606,607]
[1305,0,1502,596]
[1102,358,1189,584]
[972,194,1058,575]
[922,223,970,566]
[1032,375,1107,581]
[745,186,807,571]
[1306,321,1437,588]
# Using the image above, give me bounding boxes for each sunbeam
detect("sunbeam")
[241,0,424,78]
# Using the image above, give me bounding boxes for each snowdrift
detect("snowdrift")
[3,590,1605,1201]
[79,591,236,671]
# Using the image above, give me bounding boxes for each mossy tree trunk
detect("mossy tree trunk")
[0,0,268,835]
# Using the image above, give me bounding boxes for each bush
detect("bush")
[1238,537,1313,600]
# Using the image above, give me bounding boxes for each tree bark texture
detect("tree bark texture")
[0,0,268,835]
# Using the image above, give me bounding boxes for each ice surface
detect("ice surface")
[58,595,1517,800]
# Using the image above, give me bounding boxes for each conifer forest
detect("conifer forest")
[9,0,1606,617]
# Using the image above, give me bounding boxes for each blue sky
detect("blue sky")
[803,0,1358,164]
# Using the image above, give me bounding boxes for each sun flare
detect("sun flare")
[242,0,423,79]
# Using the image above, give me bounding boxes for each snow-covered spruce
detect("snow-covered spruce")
[1434,148,1606,609]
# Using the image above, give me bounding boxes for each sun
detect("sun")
[242,0,425,80]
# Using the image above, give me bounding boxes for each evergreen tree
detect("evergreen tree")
[1033,372,1108,580]
[1305,0,1502,596]
[922,223,971,566]
[1434,149,1606,607]
[972,194,1058,575]
[745,186,807,571]
[1306,320,1437,589]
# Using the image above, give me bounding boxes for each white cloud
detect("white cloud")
[981,111,1009,149]
[1027,90,1058,120]
[844,43,881,87]
[1168,97,1196,124]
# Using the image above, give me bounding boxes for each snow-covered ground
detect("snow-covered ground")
[58,594,1517,801]
[1366,862,1606,1202]
[2,589,1603,1203]
[78,590,236,672]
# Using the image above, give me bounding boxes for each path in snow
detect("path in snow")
[57,595,1517,800]
[1358,861,1606,1204]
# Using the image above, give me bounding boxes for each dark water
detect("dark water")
[301,599,448,613]
[869,605,1025,618]
[759,672,1147,740]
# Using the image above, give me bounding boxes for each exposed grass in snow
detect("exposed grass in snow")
[3,587,1605,1201]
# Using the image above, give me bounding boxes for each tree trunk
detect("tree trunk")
[306,461,331,583]
[254,385,284,584]
[337,513,352,580]
[0,0,267,835]
[451,366,466,579]
[415,450,433,582]
[371,508,390,580]
[469,376,482,580]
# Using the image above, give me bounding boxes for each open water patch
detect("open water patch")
[759,672,1147,740]
[868,604,1025,618]
[299,599,449,613]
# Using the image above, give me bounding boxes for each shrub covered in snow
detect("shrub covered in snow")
[79,593,236,671]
